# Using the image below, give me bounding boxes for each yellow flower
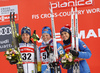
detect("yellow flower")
[10,49,12,51]
[5,55,7,57]
[18,61,22,64]
[65,53,69,58]
[12,54,15,56]
[20,58,22,61]
[18,62,21,64]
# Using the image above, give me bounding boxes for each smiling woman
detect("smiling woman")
[22,33,30,43]
[21,26,31,43]
[39,26,65,73]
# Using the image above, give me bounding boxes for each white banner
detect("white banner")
[0,5,18,15]
[0,5,18,22]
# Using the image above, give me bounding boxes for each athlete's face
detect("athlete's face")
[42,33,51,42]
[61,31,70,41]
[22,33,30,43]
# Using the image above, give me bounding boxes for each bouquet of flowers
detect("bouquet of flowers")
[4,34,22,64]
[4,48,20,64]
[61,52,76,69]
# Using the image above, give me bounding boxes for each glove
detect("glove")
[9,59,18,65]
[45,45,53,58]
[70,49,79,57]
[49,62,59,68]
[62,64,71,69]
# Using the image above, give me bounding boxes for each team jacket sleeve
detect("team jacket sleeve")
[57,43,65,57]
[78,39,92,59]
[37,46,41,72]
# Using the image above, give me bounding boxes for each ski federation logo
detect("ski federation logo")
[82,44,86,48]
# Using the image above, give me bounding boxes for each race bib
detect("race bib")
[41,52,48,62]
[19,43,35,62]
[21,52,34,62]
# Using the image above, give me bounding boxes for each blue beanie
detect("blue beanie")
[21,26,31,36]
[60,24,71,35]
[42,26,51,36]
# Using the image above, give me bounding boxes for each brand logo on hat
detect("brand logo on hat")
[43,29,48,31]
[60,29,63,32]
[67,30,69,32]
[24,30,26,33]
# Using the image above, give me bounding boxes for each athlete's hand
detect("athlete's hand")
[62,63,71,69]
[45,45,53,53]
[70,49,79,57]
[9,59,18,65]
[49,62,59,68]
[45,45,53,58]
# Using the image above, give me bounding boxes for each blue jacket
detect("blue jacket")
[64,39,92,73]
[39,39,65,73]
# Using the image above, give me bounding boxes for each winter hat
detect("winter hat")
[42,26,51,36]
[21,26,31,36]
[60,24,71,35]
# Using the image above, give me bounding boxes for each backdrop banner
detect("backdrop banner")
[0,0,100,73]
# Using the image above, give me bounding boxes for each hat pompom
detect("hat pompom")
[64,24,71,29]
